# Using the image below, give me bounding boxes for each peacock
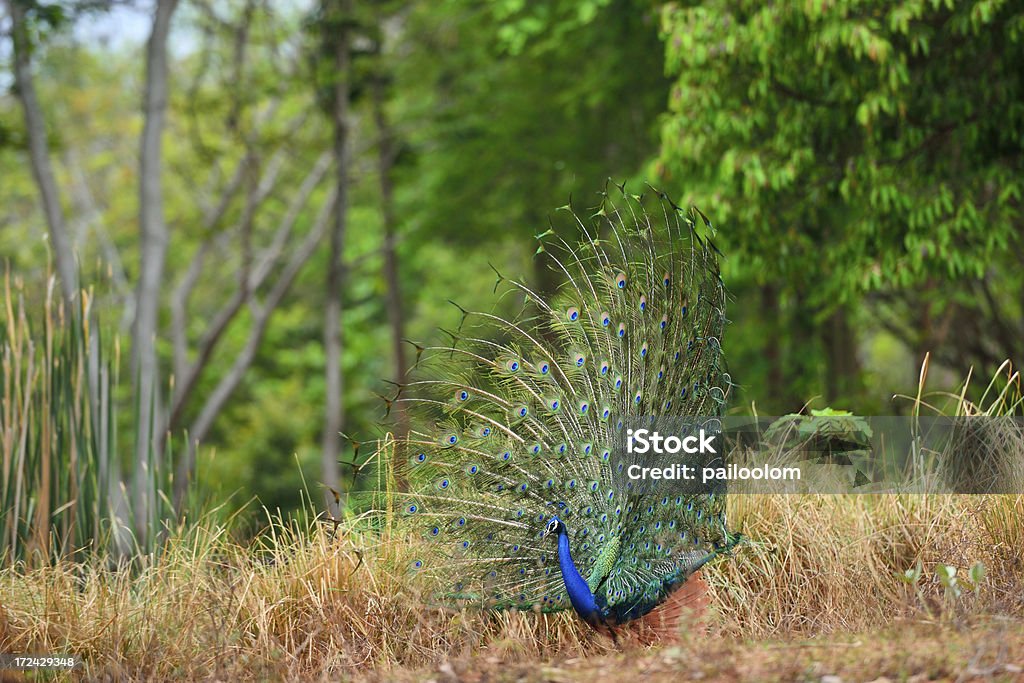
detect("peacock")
[392,184,739,627]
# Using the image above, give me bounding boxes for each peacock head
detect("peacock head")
[543,516,566,539]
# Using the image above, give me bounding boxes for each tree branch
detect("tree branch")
[173,189,337,511]
[167,149,331,431]
[6,0,78,310]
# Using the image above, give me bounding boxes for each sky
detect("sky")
[74,2,153,48]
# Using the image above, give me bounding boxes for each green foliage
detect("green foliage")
[658,0,1024,406]
[393,0,669,249]
[660,0,1022,292]
[900,558,987,619]
[764,408,874,443]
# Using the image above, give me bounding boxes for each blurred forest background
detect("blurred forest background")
[0,0,1021,533]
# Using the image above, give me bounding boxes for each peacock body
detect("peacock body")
[395,185,737,626]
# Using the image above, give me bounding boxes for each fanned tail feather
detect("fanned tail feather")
[394,184,736,621]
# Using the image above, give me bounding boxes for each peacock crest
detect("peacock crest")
[394,183,737,625]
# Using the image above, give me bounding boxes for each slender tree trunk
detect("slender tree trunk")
[133,0,179,537]
[785,288,816,412]
[7,0,77,310]
[371,75,409,440]
[321,0,353,498]
[760,284,784,411]
[822,306,861,404]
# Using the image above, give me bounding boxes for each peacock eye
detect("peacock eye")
[574,353,586,367]
[506,359,520,372]
[639,295,647,312]
[566,306,579,321]
[660,315,668,330]
[617,323,626,338]
[615,272,627,289]
[518,406,528,417]
[600,311,611,326]
[663,272,671,287]
[457,390,469,401]
[416,453,427,463]
[539,362,550,374]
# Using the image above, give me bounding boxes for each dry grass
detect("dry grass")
[1,493,1022,681]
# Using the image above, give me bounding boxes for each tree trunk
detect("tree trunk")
[371,75,409,441]
[786,287,817,413]
[760,284,785,411]
[7,0,78,311]
[133,0,179,539]
[321,0,353,499]
[822,306,861,404]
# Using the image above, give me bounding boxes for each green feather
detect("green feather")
[395,184,735,620]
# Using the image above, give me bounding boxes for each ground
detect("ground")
[388,622,1024,683]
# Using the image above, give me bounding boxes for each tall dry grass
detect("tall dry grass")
[1,276,122,564]
[1,488,1021,680]
[1,274,178,566]
[710,493,1024,637]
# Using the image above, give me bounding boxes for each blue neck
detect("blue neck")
[556,527,599,622]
